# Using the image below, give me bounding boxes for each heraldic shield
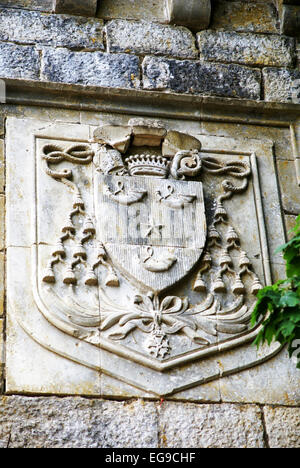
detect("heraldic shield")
[95,174,206,293]
[6,117,285,397]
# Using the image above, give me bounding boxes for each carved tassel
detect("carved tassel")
[232,278,245,295]
[105,271,119,287]
[63,266,77,285]
[42,265,56,284]
[83,217,96,235]
[193,274,206,292]
[84,268,98,286]
[212,278,226,293]
[251,277,263,295]
[73,242,87,260]
[219,250,232,266]
[52,240,66,258]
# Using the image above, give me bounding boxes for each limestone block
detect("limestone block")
[53,0,97,17]
[0,195,3,251]
[280,5,300,36]
[97,0,165,23]
[0,8,104,50]
[198,31,295,68]
[142,56,261,100]
[277,160,300,214]
[0,397,158,448]
[211,1,278,34]
[159,403,265,448]
[0,254,3,318]
[0,0,52,11]
[165,0,211,31]
[264,406,300,448]
[0,42,40,80]
[0,140,3,193]
[285,214,298,239]
[263,67,300,103]
[41,48,140,89]
[106,19,198,60]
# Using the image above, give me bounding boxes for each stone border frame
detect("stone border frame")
[5,114,286,397]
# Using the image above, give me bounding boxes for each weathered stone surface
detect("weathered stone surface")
[263,67,300,103]
[0,8,104,50]
[159,403,265,448]
[198,31,295,67]
[0,254,3,318]
[166,0,211,31]
[0,195,4,251]
[0,42,40,80]
[277,160,300,214]
[285,214,298,240]
[53,0,97,17]
[211,0,278,34]
[0,0,52,11]
[106,20,198,59]
[97,0,166,23]
[264,406,300,448]
[280,5,300,36]
[143,56,261,100]
[41,48,140,89]
[0,397,158,448]
[0,140,3,193]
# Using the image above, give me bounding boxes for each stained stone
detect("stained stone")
[0,254,3,318]
[263,67,300,103]
[142,56,261,100]
[159,403,265,448]
[0,397,158,448]
[53,0,97,17]
[106,19,198,59]
[0,0,52,11]
[211,0,278,34]
[264,407,300,448]
[277,160,300,214]
[41,48,140,89]
[0,140,3,193]
[197,31,295,67]
[0,42,40,80]
[0,8,105,50]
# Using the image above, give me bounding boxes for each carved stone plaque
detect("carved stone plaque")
[6,117,286,397]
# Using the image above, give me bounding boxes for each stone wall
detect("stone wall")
[0,0,299,448]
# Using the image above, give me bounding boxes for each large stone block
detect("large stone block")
[0,254,3,318]
[0,0,52,11]
[211,0,278,34]
[0,140,3,193]
[0,8,104,50]
[264,406,300,448]
[53,0,97,17]
[277,160,300,214]
[263,67,300,103]
[0,195,4,251]
[159,403,265,448]
[197,31,295,67]
[142,56,261,100]
[0,42,40,80]
[0,397,158,448]
[41,48,140,89]
[106,19,198,59]
[165,0,211,31]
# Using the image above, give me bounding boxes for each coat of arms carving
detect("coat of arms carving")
[6,117,285,396]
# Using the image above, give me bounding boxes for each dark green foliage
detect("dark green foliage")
[251,215,300,368]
